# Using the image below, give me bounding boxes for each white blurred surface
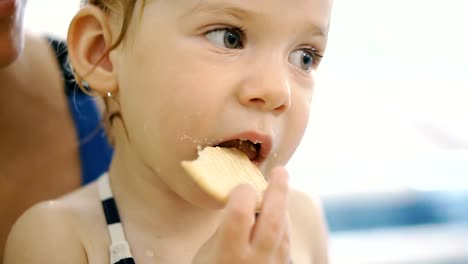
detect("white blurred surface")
[287,0,468,195]
[330,223,468,264]
[24,0,79,38]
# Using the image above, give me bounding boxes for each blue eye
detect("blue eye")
[205,28,244,49]
[289,49,317,71]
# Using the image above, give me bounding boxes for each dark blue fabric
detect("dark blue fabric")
[48,37,113,185]
[66,91,113,184]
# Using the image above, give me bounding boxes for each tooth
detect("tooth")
[249,144,256,152]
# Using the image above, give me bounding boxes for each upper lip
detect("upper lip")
[207,131,272,165]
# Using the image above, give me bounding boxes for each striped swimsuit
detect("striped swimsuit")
[98,174,136,264]
[98,174,292,264]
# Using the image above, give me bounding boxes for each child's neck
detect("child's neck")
[107,146,223,243]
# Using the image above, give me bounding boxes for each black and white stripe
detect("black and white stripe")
[98,174,136,264]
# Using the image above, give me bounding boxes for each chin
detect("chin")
[177,167,228,210]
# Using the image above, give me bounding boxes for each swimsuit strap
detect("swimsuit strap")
[98,173,136,264]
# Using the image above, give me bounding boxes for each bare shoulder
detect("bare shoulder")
[3,183,107,264]
[288,188,329,264]
[3,199,87,264]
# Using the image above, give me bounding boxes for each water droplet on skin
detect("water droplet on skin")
[145,250,154,257]
[180,134,192,141]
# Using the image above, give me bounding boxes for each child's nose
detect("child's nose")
[237,65,291,115]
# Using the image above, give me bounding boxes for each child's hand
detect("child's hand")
[193,167,290,264]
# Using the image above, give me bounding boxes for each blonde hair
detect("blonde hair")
[82,0,145,55]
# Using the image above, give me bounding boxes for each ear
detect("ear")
[67,6,118,95]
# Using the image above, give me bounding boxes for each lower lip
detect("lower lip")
[252,156,265,167]
[0,0,16,17]
[252,161,261,168]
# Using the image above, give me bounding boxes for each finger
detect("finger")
[252,167,290,253]
[217,184,258,251]
[276,213,291,264]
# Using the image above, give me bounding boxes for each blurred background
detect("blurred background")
[25,0,468,263]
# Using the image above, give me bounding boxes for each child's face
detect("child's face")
[112,0,331,202]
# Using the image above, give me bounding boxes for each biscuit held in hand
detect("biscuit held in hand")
[181,146,267,208]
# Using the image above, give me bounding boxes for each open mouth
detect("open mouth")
[210,133,272,165]
[216,139,261,161]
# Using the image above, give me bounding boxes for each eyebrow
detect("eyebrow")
[309,22,329,38]
[182,1,329,38]
[182,1,256,20]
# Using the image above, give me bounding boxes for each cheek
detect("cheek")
[276,90,312,165]
[116,51,225,156]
